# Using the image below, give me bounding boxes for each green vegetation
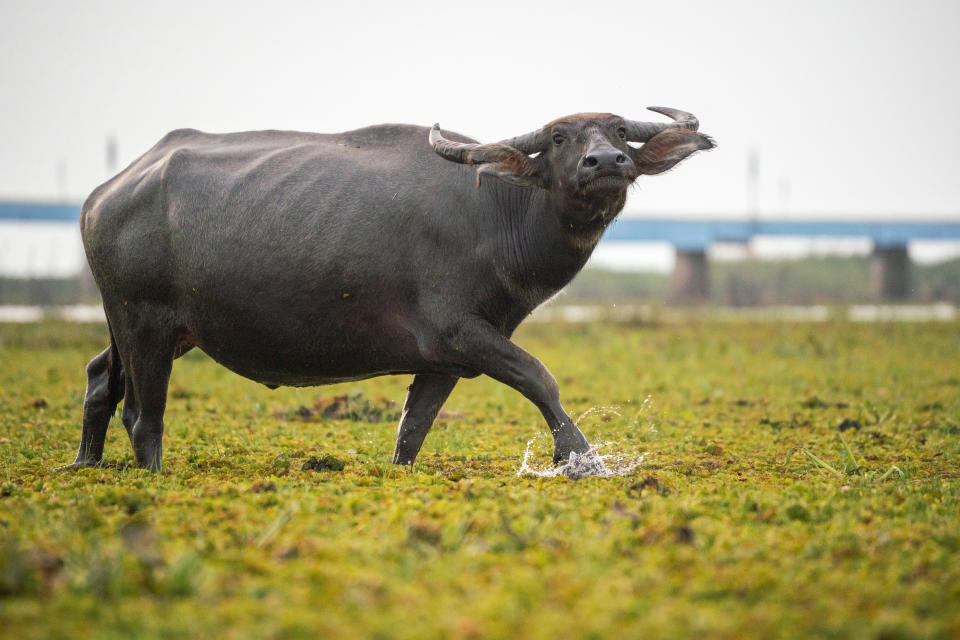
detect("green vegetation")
[0,276,100,306]
[563,256,960,305]
[6,255,960,307]
[1,320,958,639]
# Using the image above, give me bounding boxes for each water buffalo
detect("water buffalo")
[67,107,713,472]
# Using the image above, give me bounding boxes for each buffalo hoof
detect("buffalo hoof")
[552,428,591,464]
[55,459,100,472]
[133,433,163,472]
[135,456,162,473]
[391,451,417,467]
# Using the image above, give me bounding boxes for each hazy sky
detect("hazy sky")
[2,0,959,218]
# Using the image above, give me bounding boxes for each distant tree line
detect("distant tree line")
[0,266,99,306]
[2,257,959,307]
[563,257,960,306]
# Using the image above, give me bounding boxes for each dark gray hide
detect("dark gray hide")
[68,109,713,471]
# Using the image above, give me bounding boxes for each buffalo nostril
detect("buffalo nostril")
[583,156,599,168]
[616,154,626,164]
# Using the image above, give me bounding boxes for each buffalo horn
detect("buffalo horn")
[625,106,700,142]
[496,130,548,154]
[429,124,536,165]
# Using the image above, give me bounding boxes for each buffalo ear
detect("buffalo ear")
[630,128,715,175]
[475,161,543,188]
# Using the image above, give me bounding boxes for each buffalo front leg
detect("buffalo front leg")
[392,373,459,465]
[450,321,590,463]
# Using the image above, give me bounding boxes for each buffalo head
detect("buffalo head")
[429,107,714,224]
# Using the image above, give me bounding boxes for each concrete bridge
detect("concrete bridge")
[604,217,960,302]
[3,201,959,302]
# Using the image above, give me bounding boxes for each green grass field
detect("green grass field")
[1,320,958,639]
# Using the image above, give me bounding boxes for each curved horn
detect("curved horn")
[429,124,533,165]
[625,106,700,142]
[496,129,548,154]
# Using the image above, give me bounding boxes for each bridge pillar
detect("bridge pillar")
[669,248,710,304]
[871,244,910,300]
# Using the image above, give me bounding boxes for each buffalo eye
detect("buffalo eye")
[617,127,626,140]
[553,133,564,146]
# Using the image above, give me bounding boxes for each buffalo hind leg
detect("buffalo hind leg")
[120,371,138,445]
[120,345,188,447]
[450,321,590,463]
[392,373,459,465]
[121,329,176,472]
[62,340,125,468]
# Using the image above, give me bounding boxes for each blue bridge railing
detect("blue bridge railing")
[3,201,959,251]
[1,201,85,223]
[605,218,960,250]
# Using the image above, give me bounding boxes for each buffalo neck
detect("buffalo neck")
[483,180,616,311]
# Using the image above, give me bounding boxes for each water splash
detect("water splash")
[575,405,622,423]
[516,435,645,480]
[517,398,653,479]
